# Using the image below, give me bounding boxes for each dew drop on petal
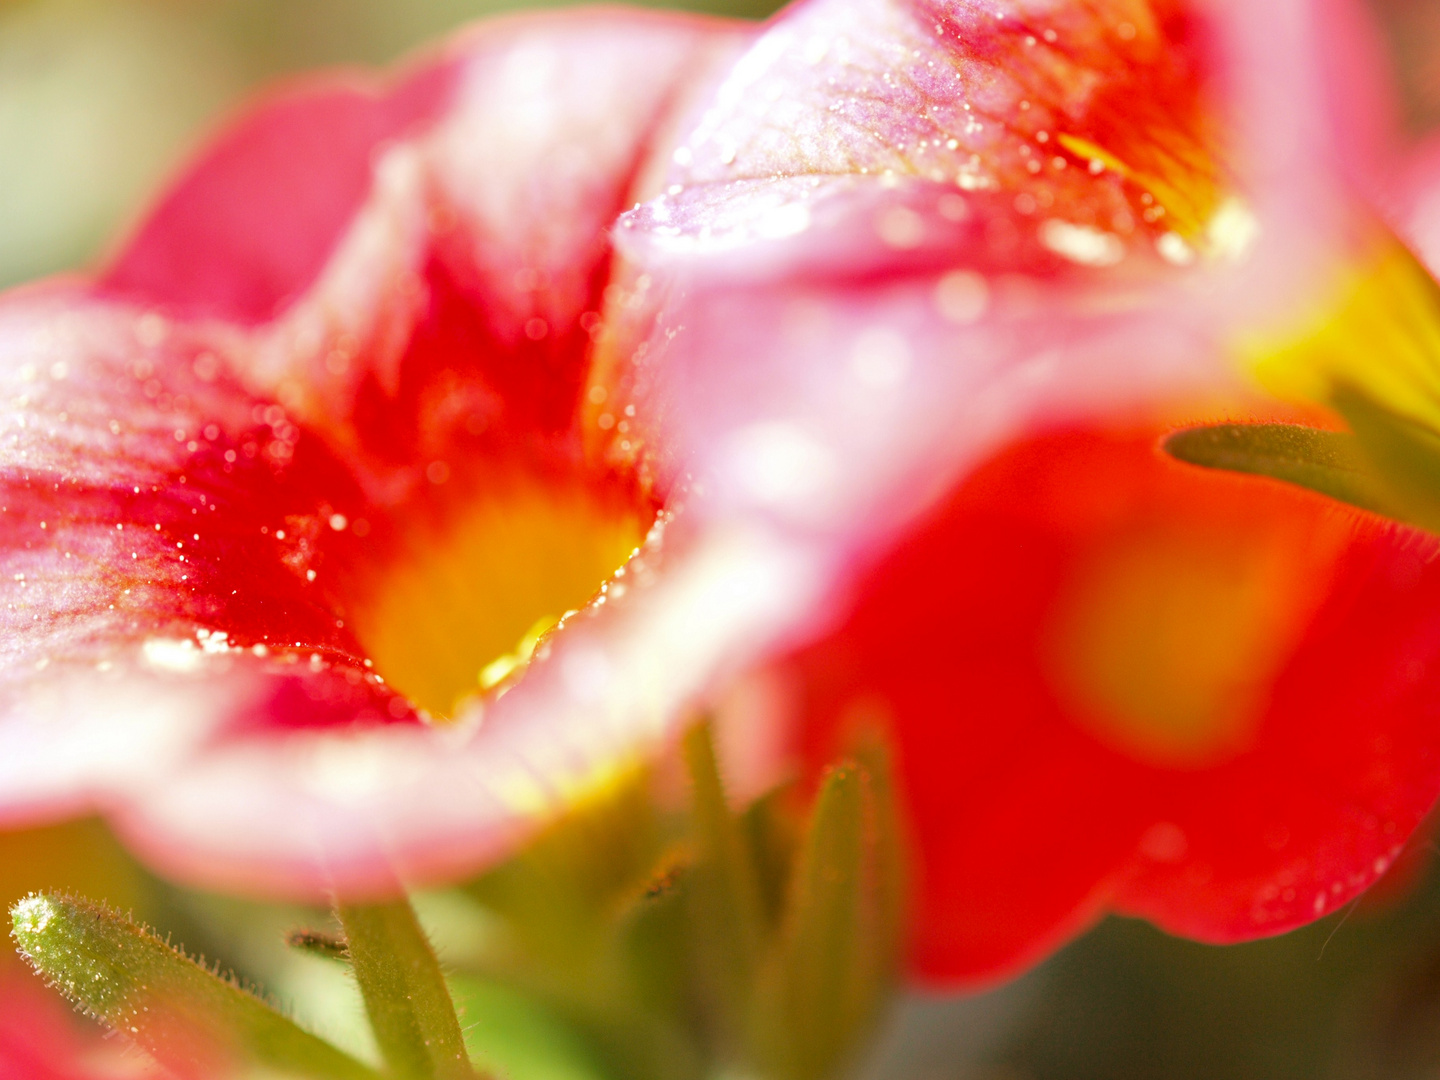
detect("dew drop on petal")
[875,205,925,249]
[1039,219,1125,266]
[850,328,912,387]
[934,270,990,323]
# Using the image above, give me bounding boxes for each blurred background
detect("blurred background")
[3,0,1440,1077]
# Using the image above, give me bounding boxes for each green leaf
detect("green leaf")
[683,720,767,1041]
[1164,399,1440,536]
[1161,423,1394,514]
[738,785,800,928]
[457,772,703,1080]
[336,898,474,1080]
[1333,385,1440,533]
[749,754,905,1080]
[11,892,378,1080]
[850,737,906,975]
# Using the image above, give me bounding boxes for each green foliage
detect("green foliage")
[11,729,905,1080]
[454,722,906,1080]
[450,976,616,1080]
[1332,385,1440,533]
[684,721,768,1046]
[460,767,701,1080]
[11,891,379,1080]
[1162,423,1395,515]
[336,898,474,1080]
[1164,392,1440,534]
[748,753,905,1080]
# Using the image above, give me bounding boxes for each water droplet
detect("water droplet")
[850,328,912,387]
[875,206,926,249]
[1039,219,1124,266]
[934,270,990,323]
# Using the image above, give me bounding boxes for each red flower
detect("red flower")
[4,0,1436,995]
[602,0,1440,984]
[0,9,779,897]
[0,969,170,1080]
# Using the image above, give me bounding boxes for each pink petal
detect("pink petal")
[102,64,459,325]
[1392,130,1440,270]
[597,0,1424,982]
[602,0,1391,550]
[0,10,792,902]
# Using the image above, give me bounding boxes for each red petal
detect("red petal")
[101,64,459,324]
[0,971,144,1080]
[790,423,1440,985]
[195,11,748,478]
[0,284,417,821]
[591,0,1419,985]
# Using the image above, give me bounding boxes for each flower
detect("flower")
[0,8,792,898]
[4,0,1436,996]
[0,967,173,1080]
[600,0,1440,983]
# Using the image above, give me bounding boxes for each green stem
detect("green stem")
[336,897,474,1080]
[683,720,767,1038]
[752,754,903,1080]
[11,892,378,1080]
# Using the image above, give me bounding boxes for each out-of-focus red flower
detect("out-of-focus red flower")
[0,9,786,897]
[601,0,1440,984]
[0,969,171,1080]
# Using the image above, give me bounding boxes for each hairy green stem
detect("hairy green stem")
[336,897,474,1080]
[683,719,768,1036]
[12,892,378,1080]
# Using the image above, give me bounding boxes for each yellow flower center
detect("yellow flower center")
[346,473,651,720]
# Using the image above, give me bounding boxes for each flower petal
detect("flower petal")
[108,517,822,898]
[598,0,1424,984]
[268,22,751,492]
[790,422,1440,984]
[102,63,460,325]
[595,0,1387,564]
[0,969,167,1080]
[0,10,782,903]
[1394,131,1440,271]
[0,283,413,824]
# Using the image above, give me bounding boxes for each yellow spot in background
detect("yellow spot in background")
[350,477,649,720]
[1046,521,1342,769]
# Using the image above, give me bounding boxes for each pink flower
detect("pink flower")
[600,0,1440,984]
[4,0,1438,994]
[0,8,780,898]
